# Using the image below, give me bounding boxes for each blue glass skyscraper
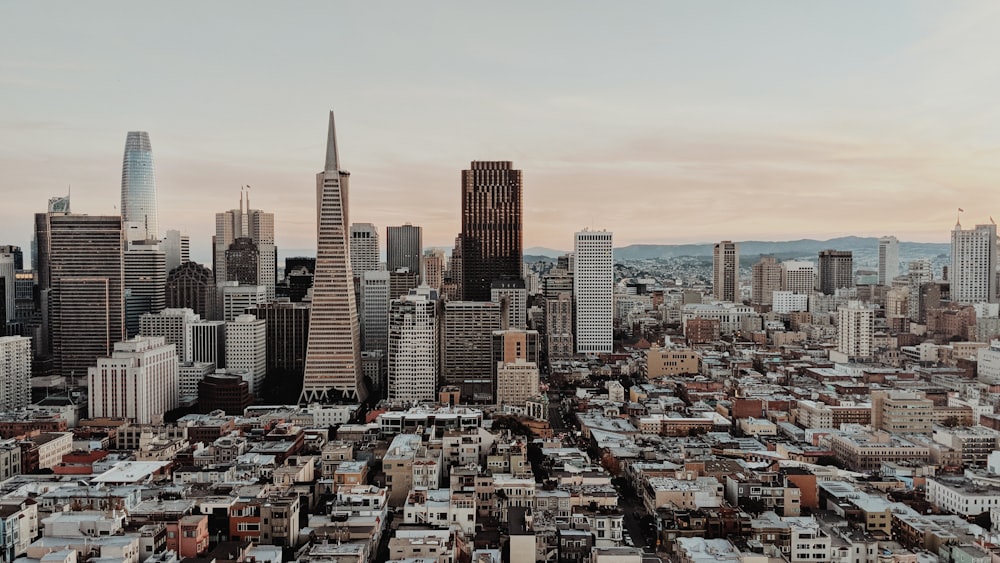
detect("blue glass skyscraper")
[121,131,158,241]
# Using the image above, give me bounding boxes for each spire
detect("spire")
[325,111,340,172]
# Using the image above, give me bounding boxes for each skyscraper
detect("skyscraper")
[713,241,739,303]
[837,301,874,360]
[88,336,178,424]
[362,271,391,355]
[35,213,124,377]
[574,229,613,355]
[226,314,266,399]
[161,229,190,274]
[818,250,854,295]
[442,301,501,400]
[124,242,166,337]
[781,260,816,294]
[301,112,365,402]
[951,222,998,304]
[387,289,439,404]
[0,252,14,327]
[0,336,31,411]
[387,224,422,278]
[121,131,158,242]
[878,236,900,286]
[350,223,381,274]
[421,250,445,291]
[214,191,276,300]
[460,161,523,301]
[166,262,217,321]
[750,255,781,306]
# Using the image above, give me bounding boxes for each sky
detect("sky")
[3,1,1000,264]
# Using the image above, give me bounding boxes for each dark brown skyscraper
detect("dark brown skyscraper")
[460,161,523,301]
[166,262,217,320]
[818,249,854,295]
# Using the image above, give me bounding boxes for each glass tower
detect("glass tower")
[121,131,158,241]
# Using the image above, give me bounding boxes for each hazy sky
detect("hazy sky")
[3,2,1000,264]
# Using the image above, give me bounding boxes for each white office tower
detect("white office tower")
[362,271,391,354]
[350,223,381,275]
[0,336,31,411]
[837,301,874,361]
[491,279,527,330]
[188,320,225,366]
[0,253,14,325]
[772,291,809,314]
[225,314,266,398]
[140,308,199,360]
[161,229,190,274]
[781,260,816,294]
[387,289,438,404]
[574,229,613,355]
[214,191,276,300]
[87,336,179,425]
[878,236,900,286]
[124,242,166,338]
[951,222,998,303]
[907,260,933,321]
[218,282,267,322]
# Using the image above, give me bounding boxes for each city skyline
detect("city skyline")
[4,2,1000,262]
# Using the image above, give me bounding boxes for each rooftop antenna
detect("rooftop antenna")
[239,186,244,213]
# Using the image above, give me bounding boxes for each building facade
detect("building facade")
[574,229,613,355]
[387,224,422,279]
[951,222,998,304]
[713,241,739,303]
[460,161,523,301]
[387,291,438,404]
[121,131,159,242]
[87,336,179,424]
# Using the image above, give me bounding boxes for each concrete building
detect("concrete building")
[574,229,613,354]
[442,301,502,401]
[545,292,574,362]
[0,336,31,411]
[387,224,422,279]
[421,249,445,291]
[491,278,527,330]
[713,241,739,303]
[247,301,310,376]
[837,300,874,361]
[361,270,391,355]
[213,191,275,300]
[178,362,214,404]
[646,345,699,378]
[349,222,380,275]
[751,256,781,306]
[225,314,266,399]
[878,235,900,286]
[772,291,809,314]
[387,289,439,405]
[495,359,539,408]
[951,222,998,303]
[161,229,190,274]
[871,390,934,434]
[140,308,199,360]
[166,261,216,321]
[818,250,853,295]
[87,336,179,424]
[188,320,225,367]
[781,260,816,295]
[218,282,267,323]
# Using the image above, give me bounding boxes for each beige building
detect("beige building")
[646,346,699,378]
[871,390,933,434]
[495,359,540,408]
[829,431,931,472]
[383,433,442,507]
[751,256,781,306]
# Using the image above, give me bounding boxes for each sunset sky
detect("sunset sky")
[3,1,1000,264]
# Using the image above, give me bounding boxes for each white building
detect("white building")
[837,301,874,360]
[878,236,899,286]
[781,260,816,294]
[350,223,381,275]
[0,336,31,411]
[491,280,527,330]
[87,336,179,424]
[772,291,809,314]
[218,282,267,322]
[979,341,1000,385]
[927,476,1000,516]
[179,362,215,403]
[574,229,613,354]
[387,290,438,404]
[225,314,266,398]
[139,308,199,360]
[951,222,998,304]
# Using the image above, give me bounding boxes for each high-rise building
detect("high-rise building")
[951,222,998,304]
[492,329,539,408]
[0,336,31,411]
[442,301,502,401]
[140,308,199,360]
[387,224,422,279]
[444,235,463,301]
[0,246,24,271]
[301,112,365,402]
[225,314,266,399]
[818,250,854,295]
[350,223,381,274]
[491,279,527,330]
[878,236,900,286]
[0,252,14,327]
[460,161,523,301]
[362,271,391,355]
[218,283,266,323]
[907,260,933,321]
[837,301,874,360]
[179,362,214,404]
[161,229,190,274]
[124,242,166,337]
[389,269,420,300]
[121,131,159,242]
[87,336,179,424]
[247,302,310,376]
[278,257,315,303]
[35,213,124,377]
[188,320,225,366]
[574,229,613,355]
[166,262,217,321]
[387,289,438,404]
[713,241,739,303]
[750,256,781,306]
[214,191,276,299]
[225,237,262,287]
[545,292,574,362]
[421,250,445,291]
[781,261,816,295]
